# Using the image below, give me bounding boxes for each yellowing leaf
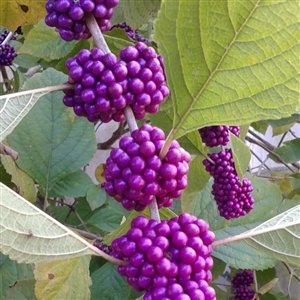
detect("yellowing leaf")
[0,0,46,31]
[34,256,91,300]
[94,164,106,184]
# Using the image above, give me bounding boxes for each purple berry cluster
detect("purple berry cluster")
[104,124,190,211]
[93,241,112,255]
[203,149,254,219]
[111,214,216,300]
[63,42,169,123]
[231,270,255,300]
[232,270,254,289]
[45,0,118,41]
[0,44,17,66]
[199,126,240,147]
[63,48,129,122]
[111,22,149,43]
[119,43,169,120]
[0,29,16,44]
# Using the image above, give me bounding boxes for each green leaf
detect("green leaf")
[269,138,300,164]
[104,207,177,245]
[0,183,112,263]
[8,68,96,191]
[87,197,131,232]
[0,253,34,299]
[213,224,277,270]
[121,0,160,29]
[230,132,251,181]
[90,262,142,300]
[235,205,300,267]
[1,155,36,202]
[34,256,91,300]
[251,120,269,135]
[86,185,107,211]
[0,84,66,143]
[6,279,36,300]
[181,155,210,213]
[178,131,208,157]
[153,1,300,139]
[0,0,46,31]
[267,112,300,129]
[19,20,78,60]
[13,53,40,69]
[49,170,95,198]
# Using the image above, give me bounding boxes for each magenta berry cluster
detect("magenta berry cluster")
[45,0,118,41]
[231,270,255,300]
[199,126,240,147]
[104,124,190,211]
[63,48,129,122]
[231,270,254,289]
[0,44,17,66]
[119,43,169,120]
[203,149,254,219]
[63,42,169,122]
[111,214,216,300]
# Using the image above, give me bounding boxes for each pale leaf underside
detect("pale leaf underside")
[0,183,111,264]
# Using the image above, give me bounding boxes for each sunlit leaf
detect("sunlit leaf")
[154,0,300,139]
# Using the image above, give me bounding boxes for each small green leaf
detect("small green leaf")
[257,278,279,295]
[181,155,210,213]
[6,279,36,300]
[91,262,142,300]
[19,20,78,60]
[269,138,300,164]
[87,197,131,232]
[86,185,107,211]
[0,253,34,299]
[230,132,251,181]
[49,170,95,198]
[178,131,208,157]
[34,256,91,300]
[13,53,39,69]
[251,121,269,135]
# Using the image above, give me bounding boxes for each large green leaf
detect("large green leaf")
[0,183,117,263]
[214,205,300,268]
[8,68,96,191]
[153,0,300,139]
[19,20,78,60]
[269,138,300,164]
[34,256,91,300]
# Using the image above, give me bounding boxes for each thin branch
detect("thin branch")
[0,66,12,92]
[1,31,14,45]
[245,135,295,173]
[0,143,18,160]
[250,149,271,172]
[67,226,103,241]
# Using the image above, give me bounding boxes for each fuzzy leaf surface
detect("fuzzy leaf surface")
[153,0,300,139]
[0,183,110,263]
[34,256,91,300]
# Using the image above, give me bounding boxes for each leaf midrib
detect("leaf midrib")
[170,0,261,139]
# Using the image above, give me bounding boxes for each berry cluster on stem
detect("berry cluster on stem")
[231,270,255,300]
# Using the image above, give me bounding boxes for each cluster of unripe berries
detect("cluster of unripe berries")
[45,0,118,41]
[0,29,17,66]
[199,126,254,219]
[111,22,149,43]
[231,270,255,300]
[63,42,169,122]
[104,124,190,211]
[111,214,216,300]
[203,149,254,219]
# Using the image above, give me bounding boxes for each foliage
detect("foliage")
[0,0,299,300]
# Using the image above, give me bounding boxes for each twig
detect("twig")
[0,143,18,160]
[0,65,12,92]
[67,226,103,241]
[85,13,110,54]
[245,135,295,173]
[74,209,90,232]
[97,121,128,149]
[253,270,259,300]
[250,149,271,172]
[1,31,14,45]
